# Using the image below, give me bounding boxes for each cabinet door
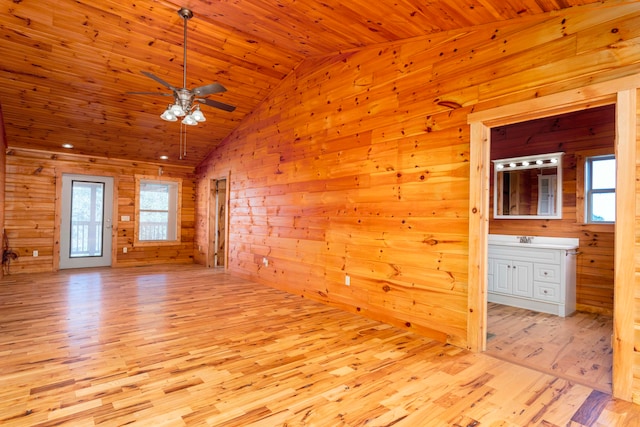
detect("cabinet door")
[494,259,513,294]
[487,257,495,292]
[512,261,534,298]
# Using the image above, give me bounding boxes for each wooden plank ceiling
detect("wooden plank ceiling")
[0,0,602,166]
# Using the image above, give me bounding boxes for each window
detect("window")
[135,176,182,243]
[585,155,615,223]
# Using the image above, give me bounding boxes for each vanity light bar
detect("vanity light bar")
[493,152,563,171]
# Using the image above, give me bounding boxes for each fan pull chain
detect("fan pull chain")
[183,125,187,158]
[179,123,184,160]
[179,123,187,160]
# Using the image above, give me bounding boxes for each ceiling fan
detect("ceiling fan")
[129,7,236,125]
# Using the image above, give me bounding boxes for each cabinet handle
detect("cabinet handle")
[543,290,548,294]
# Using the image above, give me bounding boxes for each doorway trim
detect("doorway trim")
[467,74,640,401]
[208,172,230,269]
[54,171,118,271]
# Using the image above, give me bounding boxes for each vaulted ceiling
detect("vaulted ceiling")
[0,0,602,166]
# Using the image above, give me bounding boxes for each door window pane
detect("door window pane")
[70,181,104,257]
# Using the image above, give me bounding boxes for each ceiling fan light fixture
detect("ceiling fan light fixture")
[182,114,198,126]
[161,107,178,122]
[132,7,236,160]
[192,106,206,122]
[170,103,186,117]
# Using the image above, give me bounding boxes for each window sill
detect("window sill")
[135,240,183,247]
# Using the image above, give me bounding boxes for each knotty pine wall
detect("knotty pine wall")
[195,1,640,349]
[489,105,616,314]
[4,149,196,273]
[0,104,5,278]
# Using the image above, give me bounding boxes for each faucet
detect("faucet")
[519,236,533,243]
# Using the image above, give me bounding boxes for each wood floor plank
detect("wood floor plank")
[571,390,613,425]
[0,265,638,426]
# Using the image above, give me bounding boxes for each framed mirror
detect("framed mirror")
[493,152,564,219]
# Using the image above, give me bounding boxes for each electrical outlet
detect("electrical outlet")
[345,274,350,286]
[123,247,127,253]
[262,257,269,267]
[33,250,38,257]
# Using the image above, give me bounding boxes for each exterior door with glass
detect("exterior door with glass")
[59,174,114,269]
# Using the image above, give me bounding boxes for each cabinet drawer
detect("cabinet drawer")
[534,263,561,283]
[534,282,561,302]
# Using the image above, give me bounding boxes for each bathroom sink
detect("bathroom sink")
[488,234,579,250]
[490,241,578,250]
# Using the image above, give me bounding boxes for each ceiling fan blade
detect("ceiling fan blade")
[197,98,236,112]
[127,91,173,96]
[193,82,226,96]
[141,71,178,91]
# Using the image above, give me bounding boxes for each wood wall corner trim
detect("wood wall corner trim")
[467,122,490,352]
[612,88,637,401]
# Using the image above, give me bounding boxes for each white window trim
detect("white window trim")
[134,175,182,246]
[585,154,616,224]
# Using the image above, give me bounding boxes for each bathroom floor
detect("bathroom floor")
[485,302,613,393]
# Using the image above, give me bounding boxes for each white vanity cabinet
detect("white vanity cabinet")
[488,235,579,317]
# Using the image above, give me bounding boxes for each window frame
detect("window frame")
[134,175,182,246]
[584,154,616,224]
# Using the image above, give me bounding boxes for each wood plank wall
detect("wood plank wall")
[0,104,5,278]
[195,1,640,349]
[489,105,616,314]
[4,149,196,273]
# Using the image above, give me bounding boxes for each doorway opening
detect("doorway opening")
[467,77,638,401]
[209,177,228,268]
[483,106,615,392]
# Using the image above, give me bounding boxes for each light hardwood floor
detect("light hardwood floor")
[0,265,639,426]
[485,302,613,394]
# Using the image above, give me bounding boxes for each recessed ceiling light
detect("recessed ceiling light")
[160,155,169,160]
[62,143,74,149]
